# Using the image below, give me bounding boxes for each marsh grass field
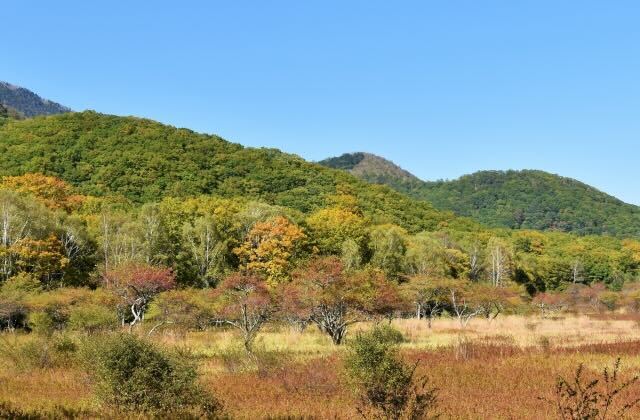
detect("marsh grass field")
[2,314,640,419]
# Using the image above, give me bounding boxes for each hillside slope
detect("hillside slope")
[319,152,420,186]
[422,170,640,236]
[320,153,640,237]
[0,112,475,233]
[0,81,71,117]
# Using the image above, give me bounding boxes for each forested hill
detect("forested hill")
[420,170,640,236]
[319,152,420,186]
[0,81,71,117]
[0,111,474,233]
[320,153,640,237]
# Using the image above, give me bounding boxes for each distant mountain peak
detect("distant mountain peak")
[0,81,71,117]
[319,152,421,184]
[0,82,19,91]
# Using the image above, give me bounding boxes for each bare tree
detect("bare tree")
[572,259,585,284]
[100,211,145,275]
[450,288,483,328]
[139,204,163,265]
[468,245,483,282]
[487,237,512,287]
[182,216,227,287]
[0,192,30,280]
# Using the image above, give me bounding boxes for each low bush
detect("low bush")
[0,334,79,370]
[0,297,28,331]
[68,304,117,334]
[344,325,438,419]
[0,401,89,419]
[2,273,42,294]
[27,311,56,336]
[83,333,223,417]
[367,323,406,345]
[0,274,39,331]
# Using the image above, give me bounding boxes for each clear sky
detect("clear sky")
[3,1,640,203]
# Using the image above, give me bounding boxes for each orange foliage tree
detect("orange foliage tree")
[1,173,85,212]
[233,216,306,285]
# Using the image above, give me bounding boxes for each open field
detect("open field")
[2,315,640,419]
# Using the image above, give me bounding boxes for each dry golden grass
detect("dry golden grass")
[1,315,640,418]
[392,315,640,349]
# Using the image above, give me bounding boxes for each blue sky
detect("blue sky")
[3,1,640,203]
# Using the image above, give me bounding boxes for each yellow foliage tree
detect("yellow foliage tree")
[306,207,367,255]
[1,173,85,212]
[12,235,70,288]
[233,216,306,286]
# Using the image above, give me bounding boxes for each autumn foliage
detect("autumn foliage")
[1,173,85,212]
[283,257,402,344]
[212,271,275,351]
[234,216,306,286]
[103,263,175,327]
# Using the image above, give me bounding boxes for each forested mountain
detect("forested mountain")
[0,81,71,117]
[418,170,640,236]
[319,152,420,186]
[0,111,473,233]
[320,153,640,238]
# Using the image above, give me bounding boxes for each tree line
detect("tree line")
[0,173,639,344]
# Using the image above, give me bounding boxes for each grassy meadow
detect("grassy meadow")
[2,314,640,419]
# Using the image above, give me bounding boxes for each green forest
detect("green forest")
[0,113,638,298]
[321,153,640,237]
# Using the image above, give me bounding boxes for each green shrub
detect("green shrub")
[52,335,78,355]
[0,335,78,370]
[2,273,41,294]
[25,288,95,332]
[368,323,406,345]
[345,325,438,419]
[599,292,620,311]
[68,304,117,334]
[28,311,55,336]
[84,333,223,417]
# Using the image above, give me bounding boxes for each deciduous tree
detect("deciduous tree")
[104,263,175,328]
[212,272,275,351]
[234,216,306,286]
[284,257,399,344]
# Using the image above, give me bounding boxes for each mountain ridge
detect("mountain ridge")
[319,152,420,185]
[0,111,477,234]
[319,152,640,237]
[0,81,71,117]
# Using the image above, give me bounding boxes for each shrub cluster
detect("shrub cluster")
[344,325,438,419]
[83,333,223,417]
